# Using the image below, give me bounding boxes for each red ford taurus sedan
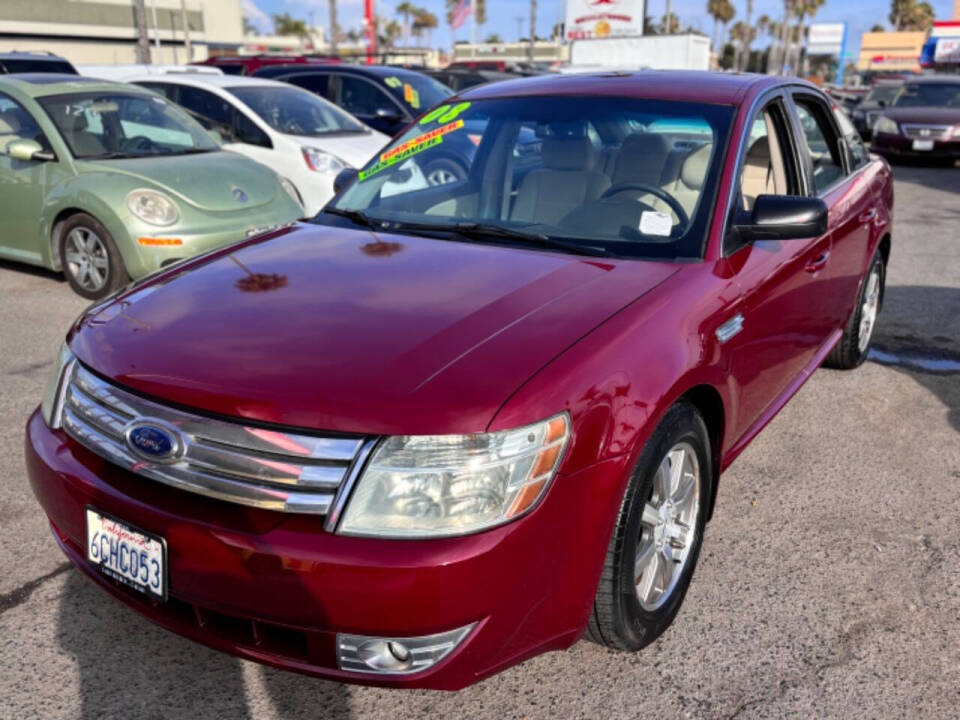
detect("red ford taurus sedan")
[26,71,893,689]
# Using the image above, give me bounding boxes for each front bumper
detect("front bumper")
[871,133,960,159]
[25,410,630,689]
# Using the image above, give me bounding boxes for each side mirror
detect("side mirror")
[5,138,53,162]
[333,167,358,194]
[735,195,828,242]
[374,107,402,122]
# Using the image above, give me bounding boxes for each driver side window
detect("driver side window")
[727,99,799,254]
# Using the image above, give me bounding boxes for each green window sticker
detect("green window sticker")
[419,101,471,125]
[384,76,403,89]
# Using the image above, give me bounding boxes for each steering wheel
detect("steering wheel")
[121,135,158,153]
[600,183,690,232]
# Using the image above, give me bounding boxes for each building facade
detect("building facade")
[0,0,244,65]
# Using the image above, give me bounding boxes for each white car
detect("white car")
[129,74,390,216]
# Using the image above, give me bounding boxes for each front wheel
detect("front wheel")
[824,250,884,370]
[586,401,711,650]
[59,213,129,300]
[423,157,467,186]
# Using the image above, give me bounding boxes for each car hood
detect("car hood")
[77,151,281,212]
[70,224,679,435]
[882,106,960,125]
[286,130,388,168]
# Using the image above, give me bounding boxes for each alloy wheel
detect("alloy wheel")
[427,168,459,186]
[858,265,881,353]
[635,441,700,611]
[64,227,109,293]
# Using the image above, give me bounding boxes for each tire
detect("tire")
[423,157,467,186]
[824,250,884,370]
[586,400,712,651]
[59,213,129,300]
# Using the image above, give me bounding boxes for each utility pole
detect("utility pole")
[180,0,192,62]
[329,0,339,55]
[528,0,536,62]
[133,0,152,64]
[150,0,161,55]
[665,0,671,34]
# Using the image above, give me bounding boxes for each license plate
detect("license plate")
[912,139,935,151]
[85,508,166,599]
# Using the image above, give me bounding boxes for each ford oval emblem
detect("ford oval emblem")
[125,421,182,463]
[233,187,249,204]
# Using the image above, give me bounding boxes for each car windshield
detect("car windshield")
[864,85,900,105]
[227,85,367,135]
[382,72,454,113]
[326,96,733,260]
[893,82,960,108]
[38,91,218,159]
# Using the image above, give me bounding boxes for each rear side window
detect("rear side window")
[286,73,330,98]
[176,85,233,132]
[833,106,870,170]
[792,95,846,194]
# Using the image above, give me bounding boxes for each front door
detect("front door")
[721,95,836,441]
[0,92,50,265]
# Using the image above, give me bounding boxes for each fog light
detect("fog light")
[337,623,475,675]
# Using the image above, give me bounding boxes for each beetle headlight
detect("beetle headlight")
[40,342,75,428]
[127,189,179,226]
[874,116,899,136]
[302,147,348,174]
[339,414,570,538]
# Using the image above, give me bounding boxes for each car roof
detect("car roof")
[128,73,289,90]
[903,74,960,84]
[256,63,427,80]
[459,70,793,105]
[0,74,149,97]
[0,51,70,60]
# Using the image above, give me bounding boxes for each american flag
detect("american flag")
[450,0,472,31]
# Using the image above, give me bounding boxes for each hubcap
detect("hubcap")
[635,442,700,611]
[858,266,881,353]
[427,168,458,186]
[64,227,109,292]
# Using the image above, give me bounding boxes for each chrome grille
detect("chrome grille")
[60,363,370,515]
[901,124,951,140]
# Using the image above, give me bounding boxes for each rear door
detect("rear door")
[721,93,836,441]
[789,91,876,331]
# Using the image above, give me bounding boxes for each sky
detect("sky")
[242,0,957,58]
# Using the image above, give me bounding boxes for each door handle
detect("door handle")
[805,251,830,273]
[858,208,877,224]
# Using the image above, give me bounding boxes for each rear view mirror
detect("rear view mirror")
[4,139,53,162]
[333,168,358,194]
[735,195,828,242]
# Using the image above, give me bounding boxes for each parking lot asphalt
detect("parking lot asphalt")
[1,164,958,720]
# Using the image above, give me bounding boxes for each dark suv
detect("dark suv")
[252,64,453,137]
[0,51,77,75]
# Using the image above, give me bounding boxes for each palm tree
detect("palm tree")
[329,0,339,54]
[756,14,770,71]
[396,1,416,47]
[740,0,754,71]
[273,13,308,37]
[718,0,735,58]
[661,12,681,34]
[707,0,724,54]
[413,8,438,47]
[791,0,825,76]
[528,0,538,62]
[133,0,151,64]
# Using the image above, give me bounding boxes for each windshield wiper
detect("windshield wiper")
[393,220,612,258]
[322,206,385,230]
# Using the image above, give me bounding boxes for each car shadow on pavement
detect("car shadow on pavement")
[0,257,65,283]
[869,284,960,434]
[58,571,352,720]
[885,162,960,197]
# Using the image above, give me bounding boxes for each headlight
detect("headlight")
[279,177,303,210]
[127,189,179,226]
[339,414,570,538]
[874,116,899,136]
[40,342,75,428]
[302,147,348,174]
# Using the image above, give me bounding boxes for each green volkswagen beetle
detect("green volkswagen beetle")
[0,74,303,299]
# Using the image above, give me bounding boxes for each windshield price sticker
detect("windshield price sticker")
[640,211,673,237]
[360,119,465,182]
[403,83,421,109]
[384,76,403,89]
[419,102,471,126]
